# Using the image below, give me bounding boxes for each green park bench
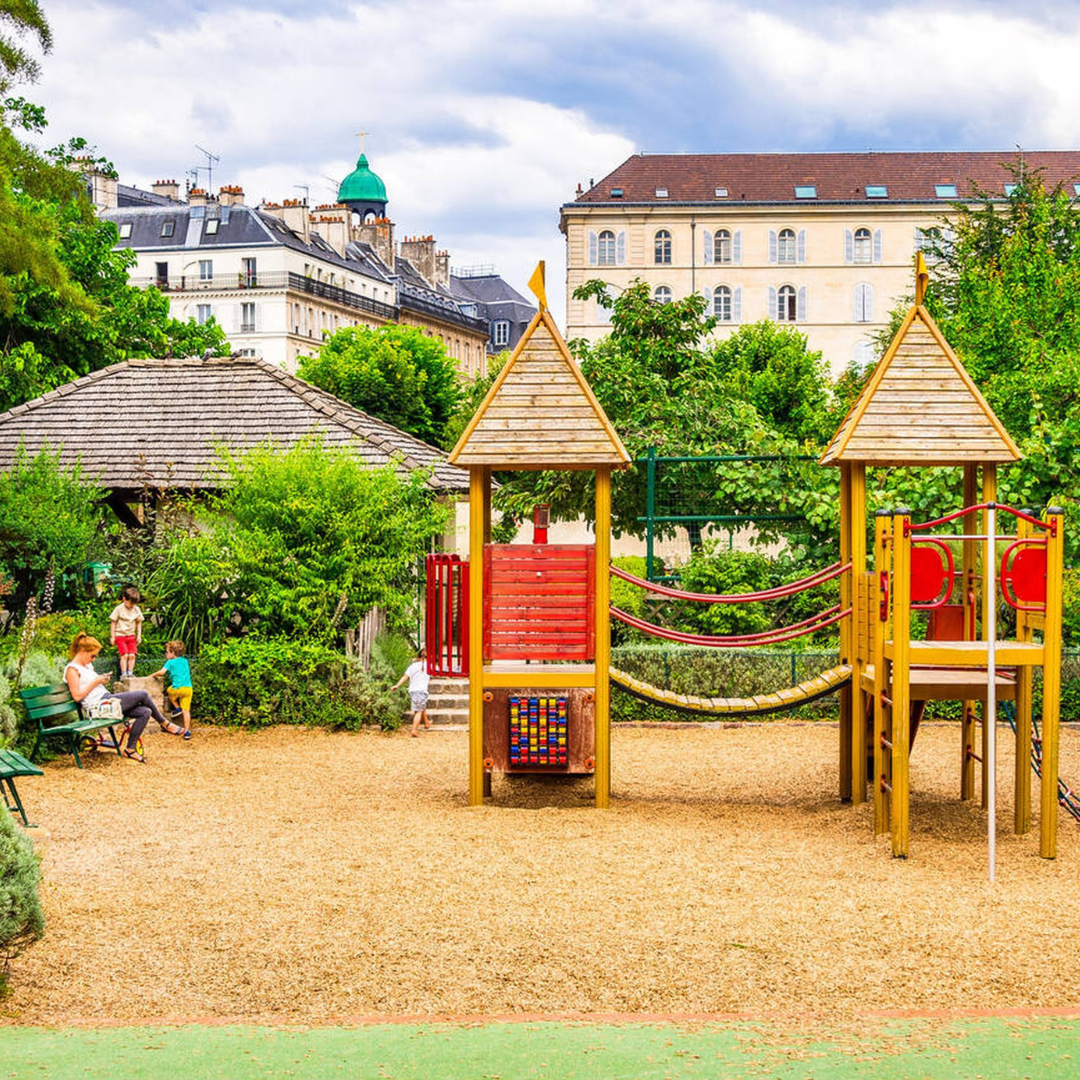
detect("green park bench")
[0,747,43,827]
[20,683,124,770]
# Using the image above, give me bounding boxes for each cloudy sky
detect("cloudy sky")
[21,0,1080,324]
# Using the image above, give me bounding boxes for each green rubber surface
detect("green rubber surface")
[4,1017,1080,1079]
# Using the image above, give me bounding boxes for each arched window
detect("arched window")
[854,282,873,322]
[714,285,732,321]
[777,284,796,321]
[854,227,872,265]
[598,230,617,265]
[778,228,796,264]
[714,229,731,264]
[654,285,672,305]
[654,229,672,264]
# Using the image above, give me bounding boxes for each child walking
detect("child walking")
[110,586,143,680]
[391,647,431,737]
[151,640,194,740]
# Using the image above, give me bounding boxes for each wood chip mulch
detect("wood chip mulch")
[4,721,1080,1025]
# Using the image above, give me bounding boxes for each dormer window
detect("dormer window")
[935,184,958,198]
[715,187,728,198]
[1004,184,1018,196]
[609,187,623,198]
[160,220,175,238]
[655,187,668,198]
[118,222,132,239]
[794,185,817,199]
[205,219,219,235]
[866,185,888,198]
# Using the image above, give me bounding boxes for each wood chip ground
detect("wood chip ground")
[5,721,1080,1025]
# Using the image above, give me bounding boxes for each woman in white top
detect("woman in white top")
[65,632,181,762]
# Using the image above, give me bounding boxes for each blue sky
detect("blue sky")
[23,0,1080,322]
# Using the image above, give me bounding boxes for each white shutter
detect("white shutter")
[733,286,742,321]
[588,231,598,265]
[733,230,742,265]
[616,230,626,265]
[853,285,862,323]
[797,286,807,322]
[873,229,883,264]
[701,285,712,310]
[797,229,807,264]
[844,229,854,264]
[865,283,873,322]
[767,286,777,320]
[703,230,713,264]
[768,230,778,264]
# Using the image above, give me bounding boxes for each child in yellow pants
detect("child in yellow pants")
[151,640,194,740]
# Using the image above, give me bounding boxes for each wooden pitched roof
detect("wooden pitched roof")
[820,305,1021,466]
[448,309,630,470]
[0,356,469,492]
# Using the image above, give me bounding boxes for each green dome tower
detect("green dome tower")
[337,153,388,221]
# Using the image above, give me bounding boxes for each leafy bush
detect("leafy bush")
[0,802,44,962]
[196,636,400,730]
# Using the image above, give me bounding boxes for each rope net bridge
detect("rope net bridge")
[608,561,852,716]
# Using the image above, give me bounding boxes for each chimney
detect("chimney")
[218,184,245,207]
[281,198,310,243]
[354,215,395,270]
[77,158,117,211]
[188,187,208,208]
[152,179,180,202]
[399,234,436,286]
[310,204,350,257]
[260,201,283,220]
[434,249,450,289]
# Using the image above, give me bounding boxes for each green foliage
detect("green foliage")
[710,321,831,443]
[196,636,400,730]
[0,444,109,611]
[299,324,461,445]
[0,1,51,91]
[0,91,228,412]
[0,795,44,960]
[441,350,508,450]
[148,439,450,647]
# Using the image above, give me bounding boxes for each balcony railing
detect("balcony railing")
[398,289,490,334]
[131,271,399,320]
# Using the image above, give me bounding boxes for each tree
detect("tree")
[0,0,50,92]
[298,324,461,445]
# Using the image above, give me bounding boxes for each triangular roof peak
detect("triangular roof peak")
[448,309,630,470]
[820,304,1021,467]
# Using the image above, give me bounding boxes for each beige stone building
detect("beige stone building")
[560,151,1080,373]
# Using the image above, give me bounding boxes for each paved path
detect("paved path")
[5,1016,1080,1079]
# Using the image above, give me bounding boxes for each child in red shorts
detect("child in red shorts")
[110,586,143,679]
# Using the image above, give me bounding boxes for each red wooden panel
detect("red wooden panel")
[483,544,596,661]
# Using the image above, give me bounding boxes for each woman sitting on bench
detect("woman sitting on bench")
[64,632,182,762]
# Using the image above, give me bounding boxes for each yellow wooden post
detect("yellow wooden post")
[1013,512,1033,835]
[960,465,978,800]
[872,511,889,836]
[1040,509,1064,858]
[890,509,912,857]
[839,463,853,802]
[980,464,997,809]
[467,467,487,806]
[849,463,868,803]
[594,466,612,809]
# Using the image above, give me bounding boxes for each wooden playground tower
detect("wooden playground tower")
[824,255,1064,866]
[435,257,1064,868]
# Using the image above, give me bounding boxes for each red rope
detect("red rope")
[609,561,850,604]
[906,504,1054,533]
[610,605,851,647]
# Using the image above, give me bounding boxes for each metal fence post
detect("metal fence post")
[646,446,656,582]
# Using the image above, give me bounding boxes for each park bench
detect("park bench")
[20,683,124,769]
[0,747,43,827]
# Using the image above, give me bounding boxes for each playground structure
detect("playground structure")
[433,258,1065,866]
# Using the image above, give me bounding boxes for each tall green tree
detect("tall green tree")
[299,324,461,445]
[0,0,50,91]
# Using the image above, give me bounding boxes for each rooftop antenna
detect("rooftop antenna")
[294,183,310,203]
[194,144,220,193]
[1016,142,1025,183]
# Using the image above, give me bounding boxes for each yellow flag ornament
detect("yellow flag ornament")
[527,260,548,311]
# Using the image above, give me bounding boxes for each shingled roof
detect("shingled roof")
[0,356,468,492]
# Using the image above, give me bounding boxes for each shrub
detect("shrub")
[0,803,44,964]
[196,636,400,730]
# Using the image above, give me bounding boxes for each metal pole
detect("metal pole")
[985,504,997,883]
[646,446,656,582]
